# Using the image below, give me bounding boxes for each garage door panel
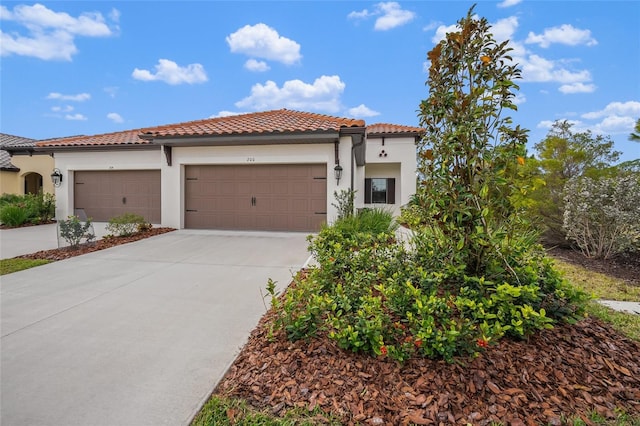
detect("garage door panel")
[185,164,326,231]
[75,171,161,223]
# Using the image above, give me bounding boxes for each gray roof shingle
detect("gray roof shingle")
[0,133,37,171]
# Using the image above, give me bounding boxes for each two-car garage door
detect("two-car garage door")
[185,164,327,232]
[73,165,327,232]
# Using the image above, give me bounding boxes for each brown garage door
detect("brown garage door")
[185,164,326,231]
[74,170,161,223]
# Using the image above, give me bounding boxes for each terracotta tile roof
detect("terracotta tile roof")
[141,109,366,138]
[366,123,424,135]
[36,129,150,148]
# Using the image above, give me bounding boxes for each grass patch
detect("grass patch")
[190,395,341,426]
[0,258,51,275]
[565,408,640,425]
[552,258,640,341]
[553,258,640,302]
[585,302,640,342]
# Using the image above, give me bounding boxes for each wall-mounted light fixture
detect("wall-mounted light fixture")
[51,168,63,187]
[334,164,343,184]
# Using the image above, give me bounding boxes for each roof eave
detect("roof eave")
[141,130,341,146]
[367,131,424,140]
[33,144,159,153]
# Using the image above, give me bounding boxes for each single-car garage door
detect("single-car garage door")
[74,170,161,223]
[185,164,326,231]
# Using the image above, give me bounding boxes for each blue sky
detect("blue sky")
[1,1,639,162]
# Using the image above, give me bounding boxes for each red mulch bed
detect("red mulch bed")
[212,242,640,425]
[16,227,176,261]
[216,310,640,425]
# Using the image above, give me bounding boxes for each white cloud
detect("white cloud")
[538,101,640,137]
[526,24,597,48]
[491,16,519,43]
[210,111,248,118]
[374,2,416,31]
[348,104,380,118]
[47,92,91,102]
[235,75,346,113]
[519,54,591,84]
[51,105,73,112]
[104,86,118,98]
[428,16,596,93]
[422,21,441,32]
[431,22,459,44]
[581,101,640,119]
[593,115,636,134]
[226,23,301,65]
[107,112,123,123]
[245,58,270,72]
[108,8,120,23]
[347,9,372,20]
[65,113,87,121]
[497,0,522,8]
[512,93,527,105]
[558,82,596,94]
[349,2,415,31]
[0,3,117,61]
[132,59,208,85]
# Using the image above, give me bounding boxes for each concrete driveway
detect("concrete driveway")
[1,229,311,426]
[0,222,112,259]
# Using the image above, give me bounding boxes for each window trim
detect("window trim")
[364,177,395,204]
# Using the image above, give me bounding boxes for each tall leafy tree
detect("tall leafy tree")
[528,120,620,245]
[416,5,528,275]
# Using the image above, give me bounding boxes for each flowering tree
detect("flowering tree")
[564,174,640,259]
[416,4,529,276]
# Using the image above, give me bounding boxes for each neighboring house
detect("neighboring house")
[28,109,422,231]
[0,133,55,196]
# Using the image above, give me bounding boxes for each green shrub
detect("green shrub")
[106,213,148,237]
[26,192,55,222]
[270,223,587,363]
[0,204,30,226]
[330,207,397,236]
[331,189,356,220]
[0,193,22,206]
[0,192,55,225]
[59,215,95,249]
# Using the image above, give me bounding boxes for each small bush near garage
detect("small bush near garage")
[59,215,95,249]
[0,192,55,227]
[105,213,149,237]
[330,207,397,236]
